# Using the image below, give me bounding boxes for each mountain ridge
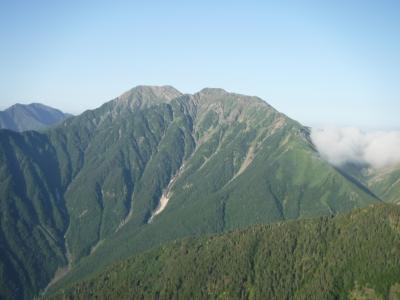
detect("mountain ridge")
[0,102,72,132]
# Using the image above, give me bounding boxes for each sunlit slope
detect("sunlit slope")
[339,162,400,203]
[368,164,400,203]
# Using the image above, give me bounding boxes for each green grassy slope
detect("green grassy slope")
[48,204,400,300]
[339,162,400,204]
[0,86,382,299]
[368,164,400,204]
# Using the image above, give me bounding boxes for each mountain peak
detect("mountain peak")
[193,87,272,113]
[118,85,182,103]
[197,87,228,95]
[0,102,71,132]
[109,85,183,112]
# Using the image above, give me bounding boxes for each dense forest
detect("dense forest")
[47,204,400,300]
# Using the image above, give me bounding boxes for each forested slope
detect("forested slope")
[49,204,400,300]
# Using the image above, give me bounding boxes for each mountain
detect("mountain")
[339,162,400,204]
[0,103,72,132]
[0,86,382,299]
[47,204,400,300]
[367,164,400,204]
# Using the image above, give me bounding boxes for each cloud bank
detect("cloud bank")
[311,127,400,169]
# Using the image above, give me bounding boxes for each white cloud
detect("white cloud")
[311,127,400,169]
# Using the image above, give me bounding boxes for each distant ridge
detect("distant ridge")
[0,103,72,132]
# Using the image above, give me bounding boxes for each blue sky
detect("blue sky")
[0,1,399,129]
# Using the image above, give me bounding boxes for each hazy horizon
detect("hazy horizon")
[1,1,399,130]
